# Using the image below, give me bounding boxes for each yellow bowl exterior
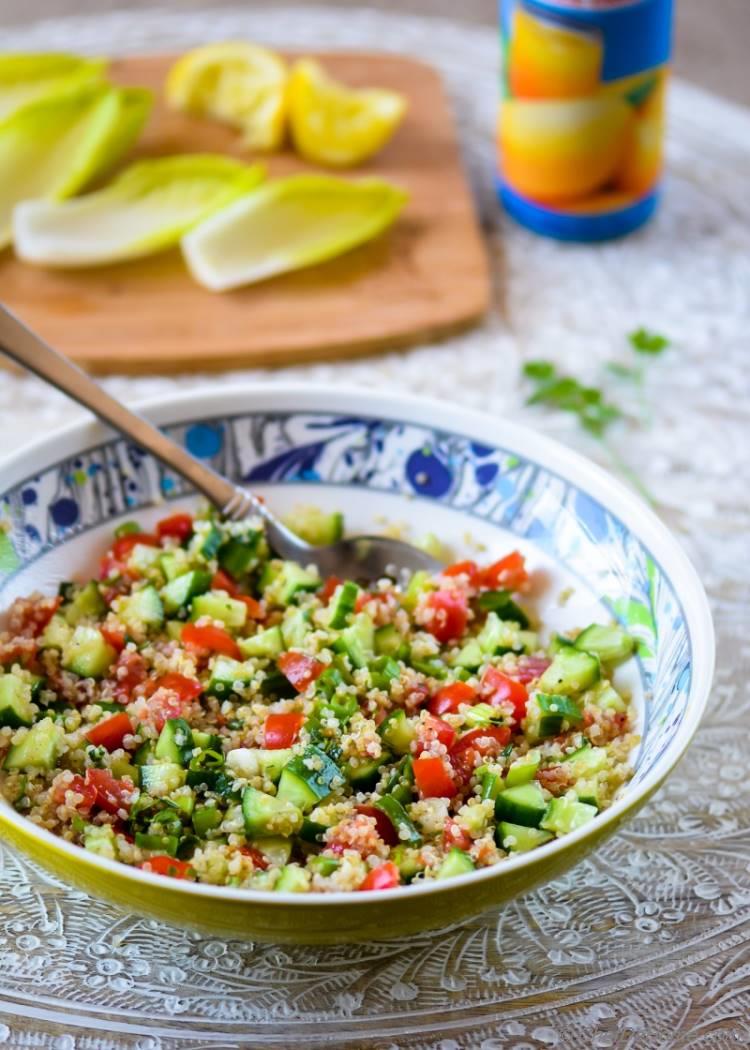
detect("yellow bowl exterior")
[0,777,661,944]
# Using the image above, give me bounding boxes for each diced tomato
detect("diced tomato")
[153,673,203,703]
[52,773,97,813]
[240,595,265,620]
[480,666,529,723]
[111,650,148,703]
[139,855,192,879]
[100,624,126,652]
[443,818,472,852]
[415,713,456,755]
[264,711,304,749]
[277,651,325,692]
[211,568,239,596]
[181,623,241,660]
[449,725,511,783]
[111,532,159,561]
[355,591,374,613]
[479,550,528,591]
[156,512,193,542]
[355,804,400,847]
[428,681,478,717]
[318,576,342,603]
[423,590,468,643]
[85,712,133,751]
[360,861,401,891]
[11,594,61,638]
[84,768,134,816]
[239,845,269,870]
[443,560,480,585]
[413,755,457,798]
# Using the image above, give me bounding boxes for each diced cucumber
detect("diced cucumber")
[192,523,222,560]
[127,543,164,574]
[283,506,343,546]
[275,864,311,893]
[0,674,34,728]
[582,680,628,713]
[225,746,291,783]
[549,633,575,655]
[378,709,416,756]
[505,749,541,787]
[327,581,359,629]
[477,612,526,655]
[494,782,547,828]
[540,795,597,834]
[239,626,284,659]
[248,836,290,867]
[498,822,554,852]
[134,740,154,766]
[390,844,426,880]
[139,761,186,795]
[3,718,63,770]
[134,831,180,856]
[401,570,433,612]
[276,745,344,812]
[563,743,608,777]
[281,607,311,649]
[345,753,390,789]
[332,612,374,668]
[574,623,635,666]
[159,549,191,581]
[165,620,184,641]
[206,656,255,698]
[299,816,327,843]
[537,648,600,696]
[452,638,484,670]
[308,854,340,877]
[191,590,247,628]
[218,532,261,577]
[63,580,106,625]
[477,590,530,627]
[84,823,118,859]
[532,693,583,737]
[374,624,408,659]
[241,787,303,837]
[161,570,211,614]
[436,847,475,879]
[39,614,73,651]
[265,562,320,606]
[118,585,164,633]
[374,794,422,846]
[368,655,401,691]
[155,718,194,766]
[192,804,223,837]
[574,778,601,808]
[114,520,141,538]
[463,703,505,728]
[63,626,117,679]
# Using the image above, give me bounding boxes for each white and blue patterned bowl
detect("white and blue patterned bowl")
[0,385,714,943]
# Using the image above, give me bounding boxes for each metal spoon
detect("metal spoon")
[0,304,440,579]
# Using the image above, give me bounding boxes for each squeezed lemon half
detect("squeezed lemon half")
[288,58,406,167]
[166,42,288,150]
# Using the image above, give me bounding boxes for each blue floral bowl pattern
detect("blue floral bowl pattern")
[0,405,694,792]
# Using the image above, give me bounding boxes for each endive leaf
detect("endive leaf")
[0,52,107,123]
[182,174,408,291]
[0,84,152,249]
[14,155,264,266]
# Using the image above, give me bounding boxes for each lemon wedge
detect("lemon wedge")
[166,42,288,150]
[182,173,407,291]
[13,155,262,267]
[287,58,406,167]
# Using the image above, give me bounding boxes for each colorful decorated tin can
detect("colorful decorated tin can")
[497,0,673,241]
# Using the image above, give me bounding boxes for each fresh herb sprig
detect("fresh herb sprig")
[522,328,670,503]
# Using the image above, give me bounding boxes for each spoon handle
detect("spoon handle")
[0,303,256,520]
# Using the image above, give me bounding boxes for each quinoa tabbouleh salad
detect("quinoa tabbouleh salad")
[0,506,638,893]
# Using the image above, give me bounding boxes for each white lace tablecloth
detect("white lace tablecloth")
[1,7,750,1048]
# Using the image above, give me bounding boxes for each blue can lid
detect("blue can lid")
[498,181,659,242]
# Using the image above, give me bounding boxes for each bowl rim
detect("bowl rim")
[0,382,715,909]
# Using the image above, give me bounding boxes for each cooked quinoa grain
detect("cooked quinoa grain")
[0,507,638,892]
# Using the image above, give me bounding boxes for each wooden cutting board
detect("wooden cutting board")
[0,52,490,374]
